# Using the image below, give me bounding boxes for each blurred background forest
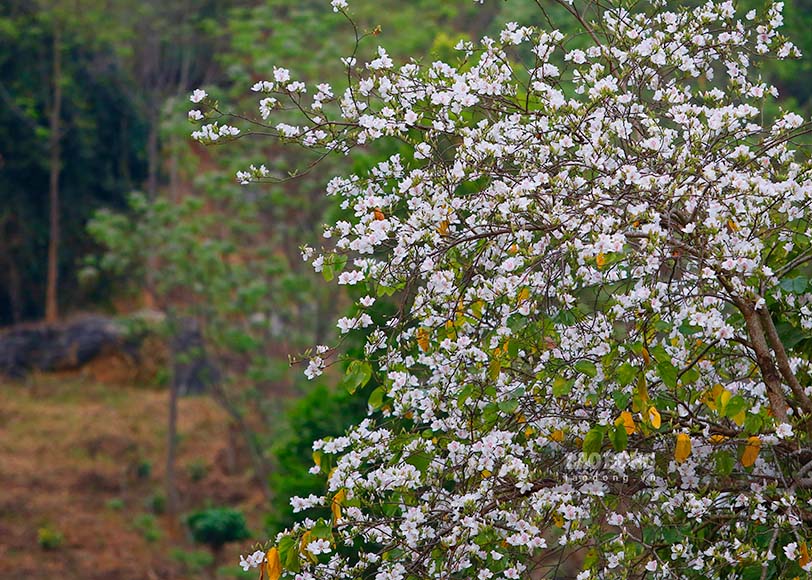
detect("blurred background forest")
[1,0,812,578]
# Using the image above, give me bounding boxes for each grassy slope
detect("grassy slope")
[0,376,266,580]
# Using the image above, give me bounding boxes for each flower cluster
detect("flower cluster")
[201,0,812,578]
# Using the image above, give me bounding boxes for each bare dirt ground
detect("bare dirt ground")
[0,375,266,579]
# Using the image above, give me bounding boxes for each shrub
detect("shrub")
[186,507,250,551]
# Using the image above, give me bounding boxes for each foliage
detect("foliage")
[133,513,162,543]
[170,547,216,573]
[186,507,251,550]
[0,1,148,324]
[201,1,812,579]
[36,525,64,550]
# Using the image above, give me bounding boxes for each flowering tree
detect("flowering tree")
[191,0,812,577]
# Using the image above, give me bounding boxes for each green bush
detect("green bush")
[170,548,215,573]
[105,498,125,511]
[186,458,209,482]
[144,492,166,515]
[133,514,161,543]
[37,525,64,550]
[185,507,250,550]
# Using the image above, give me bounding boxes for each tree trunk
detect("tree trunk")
[165,363,181,517]
[146,108,159,199]
[45,23,63,324]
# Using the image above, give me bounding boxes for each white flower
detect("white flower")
[331,0,348,11]
[189,89,207,103]
[239,551,265,571]
[307,538,332,555]
[188,109,203,121]
[784,542,798,560]
[775,423,793,439]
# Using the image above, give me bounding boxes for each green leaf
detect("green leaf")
[311,520,332,540]
[716,451,734,476]
[612,390,631,410]
[278,535,300,572]
[341,360,372,395]
[552,376,572,397]
[724,395,748,419]
[609,424,628,451]
[649,345,670,363]
[322,263,335,282]
[404,452,431,474]
[368,386,385,410]
[657,361,679,388]
[574,360,597,378]
[498,399,519,414]
[779,276,807,294]
[616,362,636,386]
[681,366,700,385]
[582,427,604,454]
[488,358,502,381]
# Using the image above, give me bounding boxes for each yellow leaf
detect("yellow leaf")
[517,287,530,305]
[702,384,724,411]
[596,253,606,268]
[524,426,535,438]
[481,470,492,478]
[719,389,732,414]
[641,347,650,366]
[800,542,810,568]
[509,243,519,255]
[550,429,564,442]
[727,219,738,232]
[636,375,650,409]
[648,406,661,429]
[732,409,746,426]
[265,548,281,580]
[417,328,430,352]
[331,488,346,522]
[300,531,317,563]
[438,220,449,236]
[616,411,636,435]
[709,434,728,445]
[373,208,385,221]
[675,433,692,463]
[741,436,761,467]
[553,513,564,528]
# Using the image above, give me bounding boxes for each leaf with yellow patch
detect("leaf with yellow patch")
[300,531,317,563]
[616,411,636,435]
[331,488,346,523]
[648,406,661,429]
[517,287,530,305]
[675,433,692,463]
[416,328,430,352]
[741,436,761,467]
[265,548,281,580]
[800,542,810,569]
